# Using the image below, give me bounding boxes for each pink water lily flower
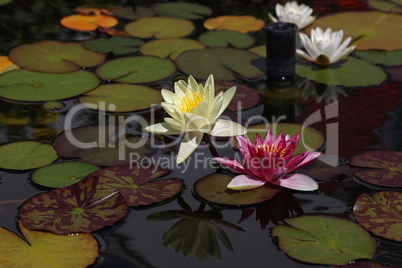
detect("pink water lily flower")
[213,127,320,191]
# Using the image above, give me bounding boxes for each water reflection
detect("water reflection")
[297,78,349,104]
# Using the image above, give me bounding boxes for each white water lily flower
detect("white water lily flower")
[268,1,315,29]
[145,74,247,164]
[297,27,356,66]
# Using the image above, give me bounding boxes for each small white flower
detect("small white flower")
[268,1,315,29]
[297,27,356,66]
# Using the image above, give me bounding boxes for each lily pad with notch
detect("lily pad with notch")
[61,13,118,31]
[215,81,260,111]
[354,50,402,66]
[89,164,183,206]
[19,176,128,235]
[112,6,155,20]
[79,84,163,112]
[176,48,264,80]
[0,69,99,102]
[0,221,98,267]
[31,162,100,188]
[0,141,58,170]
[193,173,279,207]
[349,150,402,187]
[82,36,144,55]
[53,125,156,166]
[96,56,176,83]
[152,2,212,20]
[353,191,402,242]
[8,41,106,73]
[199,30,255,48]
[140,38,205,60]
[272,216,376,265]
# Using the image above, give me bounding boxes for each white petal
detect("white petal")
[296,49,314,62]
[187,75,199,91]
[227,174,266,191]
[164,117,185,131]
[145,122,183,135]
[204,74,215,111]
[161,89,173,103]
[330,37,353,62]
[161,103,182,122]
[209,119,247,137]
[177,131,203,164]
[209,93,224,120]
[183,113,210,130]
[268,13,278,22]
[217,86,236,116]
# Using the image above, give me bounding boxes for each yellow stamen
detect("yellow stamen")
[177,90,205,113]
[255,143,287,157]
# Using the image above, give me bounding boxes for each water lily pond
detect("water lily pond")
[0,0,401,267]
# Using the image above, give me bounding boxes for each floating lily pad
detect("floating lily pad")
[96,56,176,83]
[272,216,376,265]
[353,191,402,242]
[350,150,402,187]
[140,38,205,60]
[0,141,57,170]
[82,36,144,55]
[79,84,162,112]
[204,15,265,34]
[249,45,266,57]
[241,123,325,156]
[8,41,106,73]
[199,30,255,48]
[53,125,155,166]
[354,50,402,66]
[215,81,261,111]
[31,162,100,188]
[125,17,195,39]
[296,57,387,87]
[308,11,402,51]
[0,56,19,74]
[176,48,264,80]
[152,2,212,20]
[0,221,98,267]
[89,164,183,206]
[0,70,99,102]
[112,6,155,20]
[19,176,128,235]
[61,13,118,31]
[0,0,12,5]
[42,101,66,112]
[194,174,279,207]
[367,0,402,14]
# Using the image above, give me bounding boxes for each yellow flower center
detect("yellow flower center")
[255,143,287,157]
[177,91,205,113]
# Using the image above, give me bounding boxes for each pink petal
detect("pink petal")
[227,174,267,191]
[263,167,288,182]
[263,126,276,144]
[271,173,318,191]
[255,133,264,146]
[243,153,265,178]
[212,157,251,174]
[286,151,321,173]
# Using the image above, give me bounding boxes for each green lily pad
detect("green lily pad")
[353,191,402,242]
[0,0,12,5]
[96,56,176,83]
[8,40,106,73]
[79,84,163,112]
[19,176,128,235]
[125,17,195,39]
[308,11,402,51]
[112,6,155,20]
[176,48,264,80]
[272,216,376,265]
[82,36,144,55]
[350,150,402,187]
[193,173,280,207]
[89,164,183,206]
[215,81,261,111]
[31,162,100,188]
[53,125,155,166]
[198,30,255,48]
[354,50,402,66]
[296,57,387,87]
[240,123,325,156]
[249,45,266,57]
[0,221,98,267]
[42,101,66,112]
[368,0,402,14]
[140,39,205,60]
[152,2,212,20]
[0,141,57,170]
[0,70,99,102]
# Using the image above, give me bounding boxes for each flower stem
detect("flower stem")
[203,133,219,158]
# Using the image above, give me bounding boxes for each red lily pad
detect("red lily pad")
[19,176,128,235]
[0,221,98,267]
[176,48,264,80]
[82,36,144,55]
[272,216,376,265]
[140,38,205,60]
[125,17,195,39]
[198,30,255,48]
[193,173,280,207]
[112,6,155,20]
[152,2,212,20]
[386,67,402,82]
[308,11,402,51]
[350,150,402,187]
[353,191,402,242]
[8,41,106,73]
[89,164,183,206]
[215,81,261,111]
[96,56,176,83]
[52,125,155,166]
